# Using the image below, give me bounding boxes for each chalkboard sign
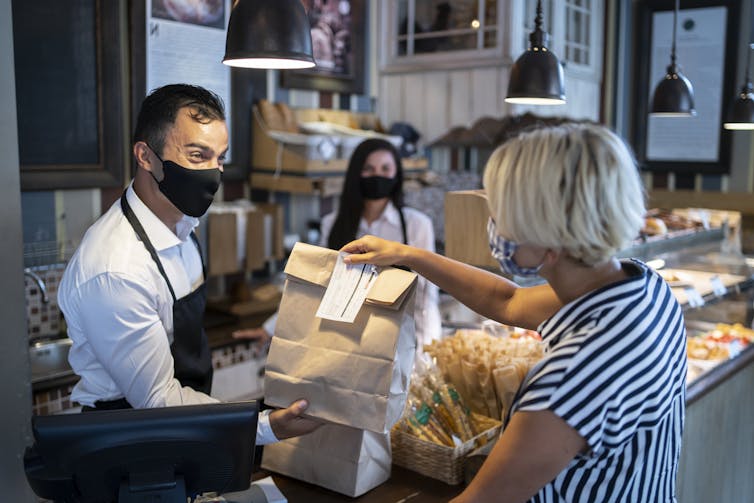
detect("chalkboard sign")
[12,0,125,190]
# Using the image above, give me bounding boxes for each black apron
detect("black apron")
[84,192,213,411]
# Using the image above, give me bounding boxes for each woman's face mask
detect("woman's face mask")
[487,218,544,277]
[360,176,396,200]
[360,149,398,200]
[149,146,222,217]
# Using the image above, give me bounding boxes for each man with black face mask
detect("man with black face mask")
[58,84,320,443]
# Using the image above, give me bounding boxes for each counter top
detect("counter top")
[686,343,754,405]
[254,465,463,502]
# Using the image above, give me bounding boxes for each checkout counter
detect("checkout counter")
[27,199,754,503]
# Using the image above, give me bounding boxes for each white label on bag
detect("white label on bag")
[316,253,377,323]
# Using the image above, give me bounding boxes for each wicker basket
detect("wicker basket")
[391,413,502,485]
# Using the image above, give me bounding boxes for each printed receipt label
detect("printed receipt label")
[315,252,377,323]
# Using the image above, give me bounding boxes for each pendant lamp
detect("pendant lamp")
[723,44,754,130]
[505,0,565,105]
[223,0,316,70]
[650,0,696,116]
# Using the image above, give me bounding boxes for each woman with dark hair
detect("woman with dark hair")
[235,138,442,351]
[326,138,405,250]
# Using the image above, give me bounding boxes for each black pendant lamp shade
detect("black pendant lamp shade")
[650,64,696,116]
[223,0,316,69]
[505,0,565,105]
[650,0,696,116]
[724,44,754,130]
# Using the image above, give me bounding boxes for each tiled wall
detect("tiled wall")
[25,263,65,340]
[32,383,79,416]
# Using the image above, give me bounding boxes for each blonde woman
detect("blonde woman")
[342,123,687,502]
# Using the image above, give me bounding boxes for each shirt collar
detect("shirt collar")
[359,201,401,230]
[125,183,199,250]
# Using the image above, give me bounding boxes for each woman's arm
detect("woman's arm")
[342,236,561,330]
[451,410,587,503]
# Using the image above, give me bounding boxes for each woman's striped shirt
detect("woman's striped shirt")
[512,259,687,503]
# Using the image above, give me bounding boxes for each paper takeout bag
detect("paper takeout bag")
[261,423,391,497]
[263,242,418,433]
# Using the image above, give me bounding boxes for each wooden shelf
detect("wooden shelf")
[250,157,429,196]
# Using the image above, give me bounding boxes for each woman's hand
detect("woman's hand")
[340,235,411,267]
[269,399,323,440]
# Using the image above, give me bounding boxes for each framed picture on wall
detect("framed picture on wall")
[632,0,740,175]
[280,0,366,95]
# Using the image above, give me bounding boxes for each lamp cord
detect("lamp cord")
[535,0,543,32]
[671,0,679,67]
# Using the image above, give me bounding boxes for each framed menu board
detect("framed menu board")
[632,0,740,175]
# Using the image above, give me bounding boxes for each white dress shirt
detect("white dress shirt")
[59,183,276,444]
[264,202,442,349]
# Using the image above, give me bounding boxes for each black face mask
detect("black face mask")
[149,147,222,217]
[360,176,396,200]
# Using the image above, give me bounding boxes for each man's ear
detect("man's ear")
[133,141,158,174]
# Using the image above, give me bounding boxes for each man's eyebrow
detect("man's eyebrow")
[183,142,229,159]
[183,142,212,150]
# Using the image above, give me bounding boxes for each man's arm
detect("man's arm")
[75,273,215,408]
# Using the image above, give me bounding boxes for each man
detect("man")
[59,84,318,443]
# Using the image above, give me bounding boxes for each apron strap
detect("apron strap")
[398,206,408,245]
[120,191,177,301]
[189,232,206,279]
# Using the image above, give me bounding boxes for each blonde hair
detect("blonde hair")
[483,123,645,265]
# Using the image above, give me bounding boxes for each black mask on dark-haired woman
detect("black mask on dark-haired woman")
[360,176,396,200]
[148,146,221,217]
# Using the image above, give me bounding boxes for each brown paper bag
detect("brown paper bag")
[263,242,418,433]
[261,423,391,497]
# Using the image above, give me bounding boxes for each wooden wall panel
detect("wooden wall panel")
[423,72,449,144]
[379,74,404,128]
[470,68,501,122]
[403,73,426,136]
[448,71,473,129]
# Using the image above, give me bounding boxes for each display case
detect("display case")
[656,239,754,503]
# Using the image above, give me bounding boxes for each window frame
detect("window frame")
[16,0,126,190]
[379,0,602,78]
[379,0,512,73]
[515,0,603,79]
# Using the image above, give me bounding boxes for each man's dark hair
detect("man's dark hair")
[133,84,225,156]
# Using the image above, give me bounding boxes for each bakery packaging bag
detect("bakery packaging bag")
[263,242,418,433]
[262,423,391,497]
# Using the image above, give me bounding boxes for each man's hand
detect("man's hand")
[269,399,323,440]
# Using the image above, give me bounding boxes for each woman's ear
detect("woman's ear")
[544,248,562,266]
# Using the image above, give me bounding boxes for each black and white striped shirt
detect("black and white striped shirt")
[512,259,687,502]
